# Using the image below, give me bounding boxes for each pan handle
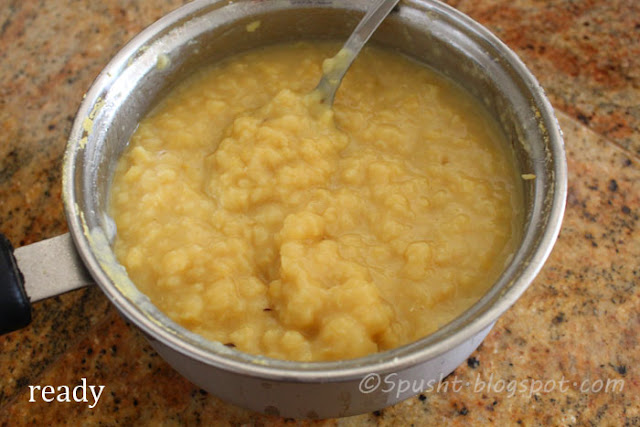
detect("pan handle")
[0,233,94,335]
[0,234,31,334]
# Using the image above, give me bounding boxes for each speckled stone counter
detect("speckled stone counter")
[0,1,638,425]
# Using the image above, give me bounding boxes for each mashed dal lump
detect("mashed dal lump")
[109,42,523,361]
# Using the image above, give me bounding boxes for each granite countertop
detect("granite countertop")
[0,0,638,424]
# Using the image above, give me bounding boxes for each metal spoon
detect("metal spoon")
[314,0,401,105]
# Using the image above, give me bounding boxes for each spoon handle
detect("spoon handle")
[315,0,401,105]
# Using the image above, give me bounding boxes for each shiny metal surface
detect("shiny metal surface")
[314,0,400,105]
[62,0,567,418]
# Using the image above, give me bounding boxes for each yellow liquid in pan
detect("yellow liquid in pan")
[109,42,522,361]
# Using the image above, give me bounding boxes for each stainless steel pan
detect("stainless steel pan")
[0,0,566,418]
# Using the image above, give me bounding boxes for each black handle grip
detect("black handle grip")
[0,233,32,334]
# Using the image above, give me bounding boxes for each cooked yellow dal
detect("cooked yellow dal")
[109,42,522,361]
